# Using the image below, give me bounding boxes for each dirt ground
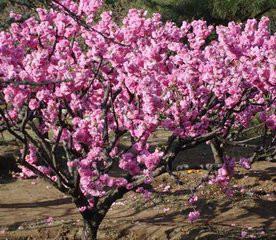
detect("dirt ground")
[0,159,275,240]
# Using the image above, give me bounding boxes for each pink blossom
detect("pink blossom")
[51,176,58,182]
[79,206,87,212]
[239,158,252,170]
[225,188,234,197]
[266,115,276,130]
[188,210,200,222]
[188,195,198,205]
[19,166,36,178]
[163,208,170,213]
[67,160,79,168]
[126,183,133,190]
[46,217,54,225]
[241,231,248,238]
[29,99,40,110]
[142,190,152,201]
[10,12,22,21]
[163,185,171,192]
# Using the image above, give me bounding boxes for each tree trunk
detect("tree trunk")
[74,197,102,240]
[210,138,223,164]
[74,185,129,239]
[82,217,99,240]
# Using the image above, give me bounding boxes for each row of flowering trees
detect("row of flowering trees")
[0,0,275,239]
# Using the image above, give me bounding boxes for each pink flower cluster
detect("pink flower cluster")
[209,156,235,196]
[239,158,252,170]
[188,210,200,223]
[188,195,198,205]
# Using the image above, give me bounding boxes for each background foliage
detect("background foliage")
[0,0,275,30]
[106,0,275,31]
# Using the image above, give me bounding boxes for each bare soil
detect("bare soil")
[0,160,275,240]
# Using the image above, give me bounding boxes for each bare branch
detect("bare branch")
[0,78,72,87]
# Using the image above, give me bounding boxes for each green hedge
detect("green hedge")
[0,0,275,31]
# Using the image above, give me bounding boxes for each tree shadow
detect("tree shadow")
[0,197,72,208]
[0,151,20,181]
[240,198,276,230]
[235,167,276,181]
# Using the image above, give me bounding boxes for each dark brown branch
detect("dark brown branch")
[20,146,68,194]
[0,108,24,142]
[28,121,71,187]
[81,58,103,98]
[102,82,111,145]
[180,128,221,151]
[0,78,72,87]
[219,137,259,148]
[48,28,59,61]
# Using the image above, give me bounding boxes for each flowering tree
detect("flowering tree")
[0,0,275,239]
